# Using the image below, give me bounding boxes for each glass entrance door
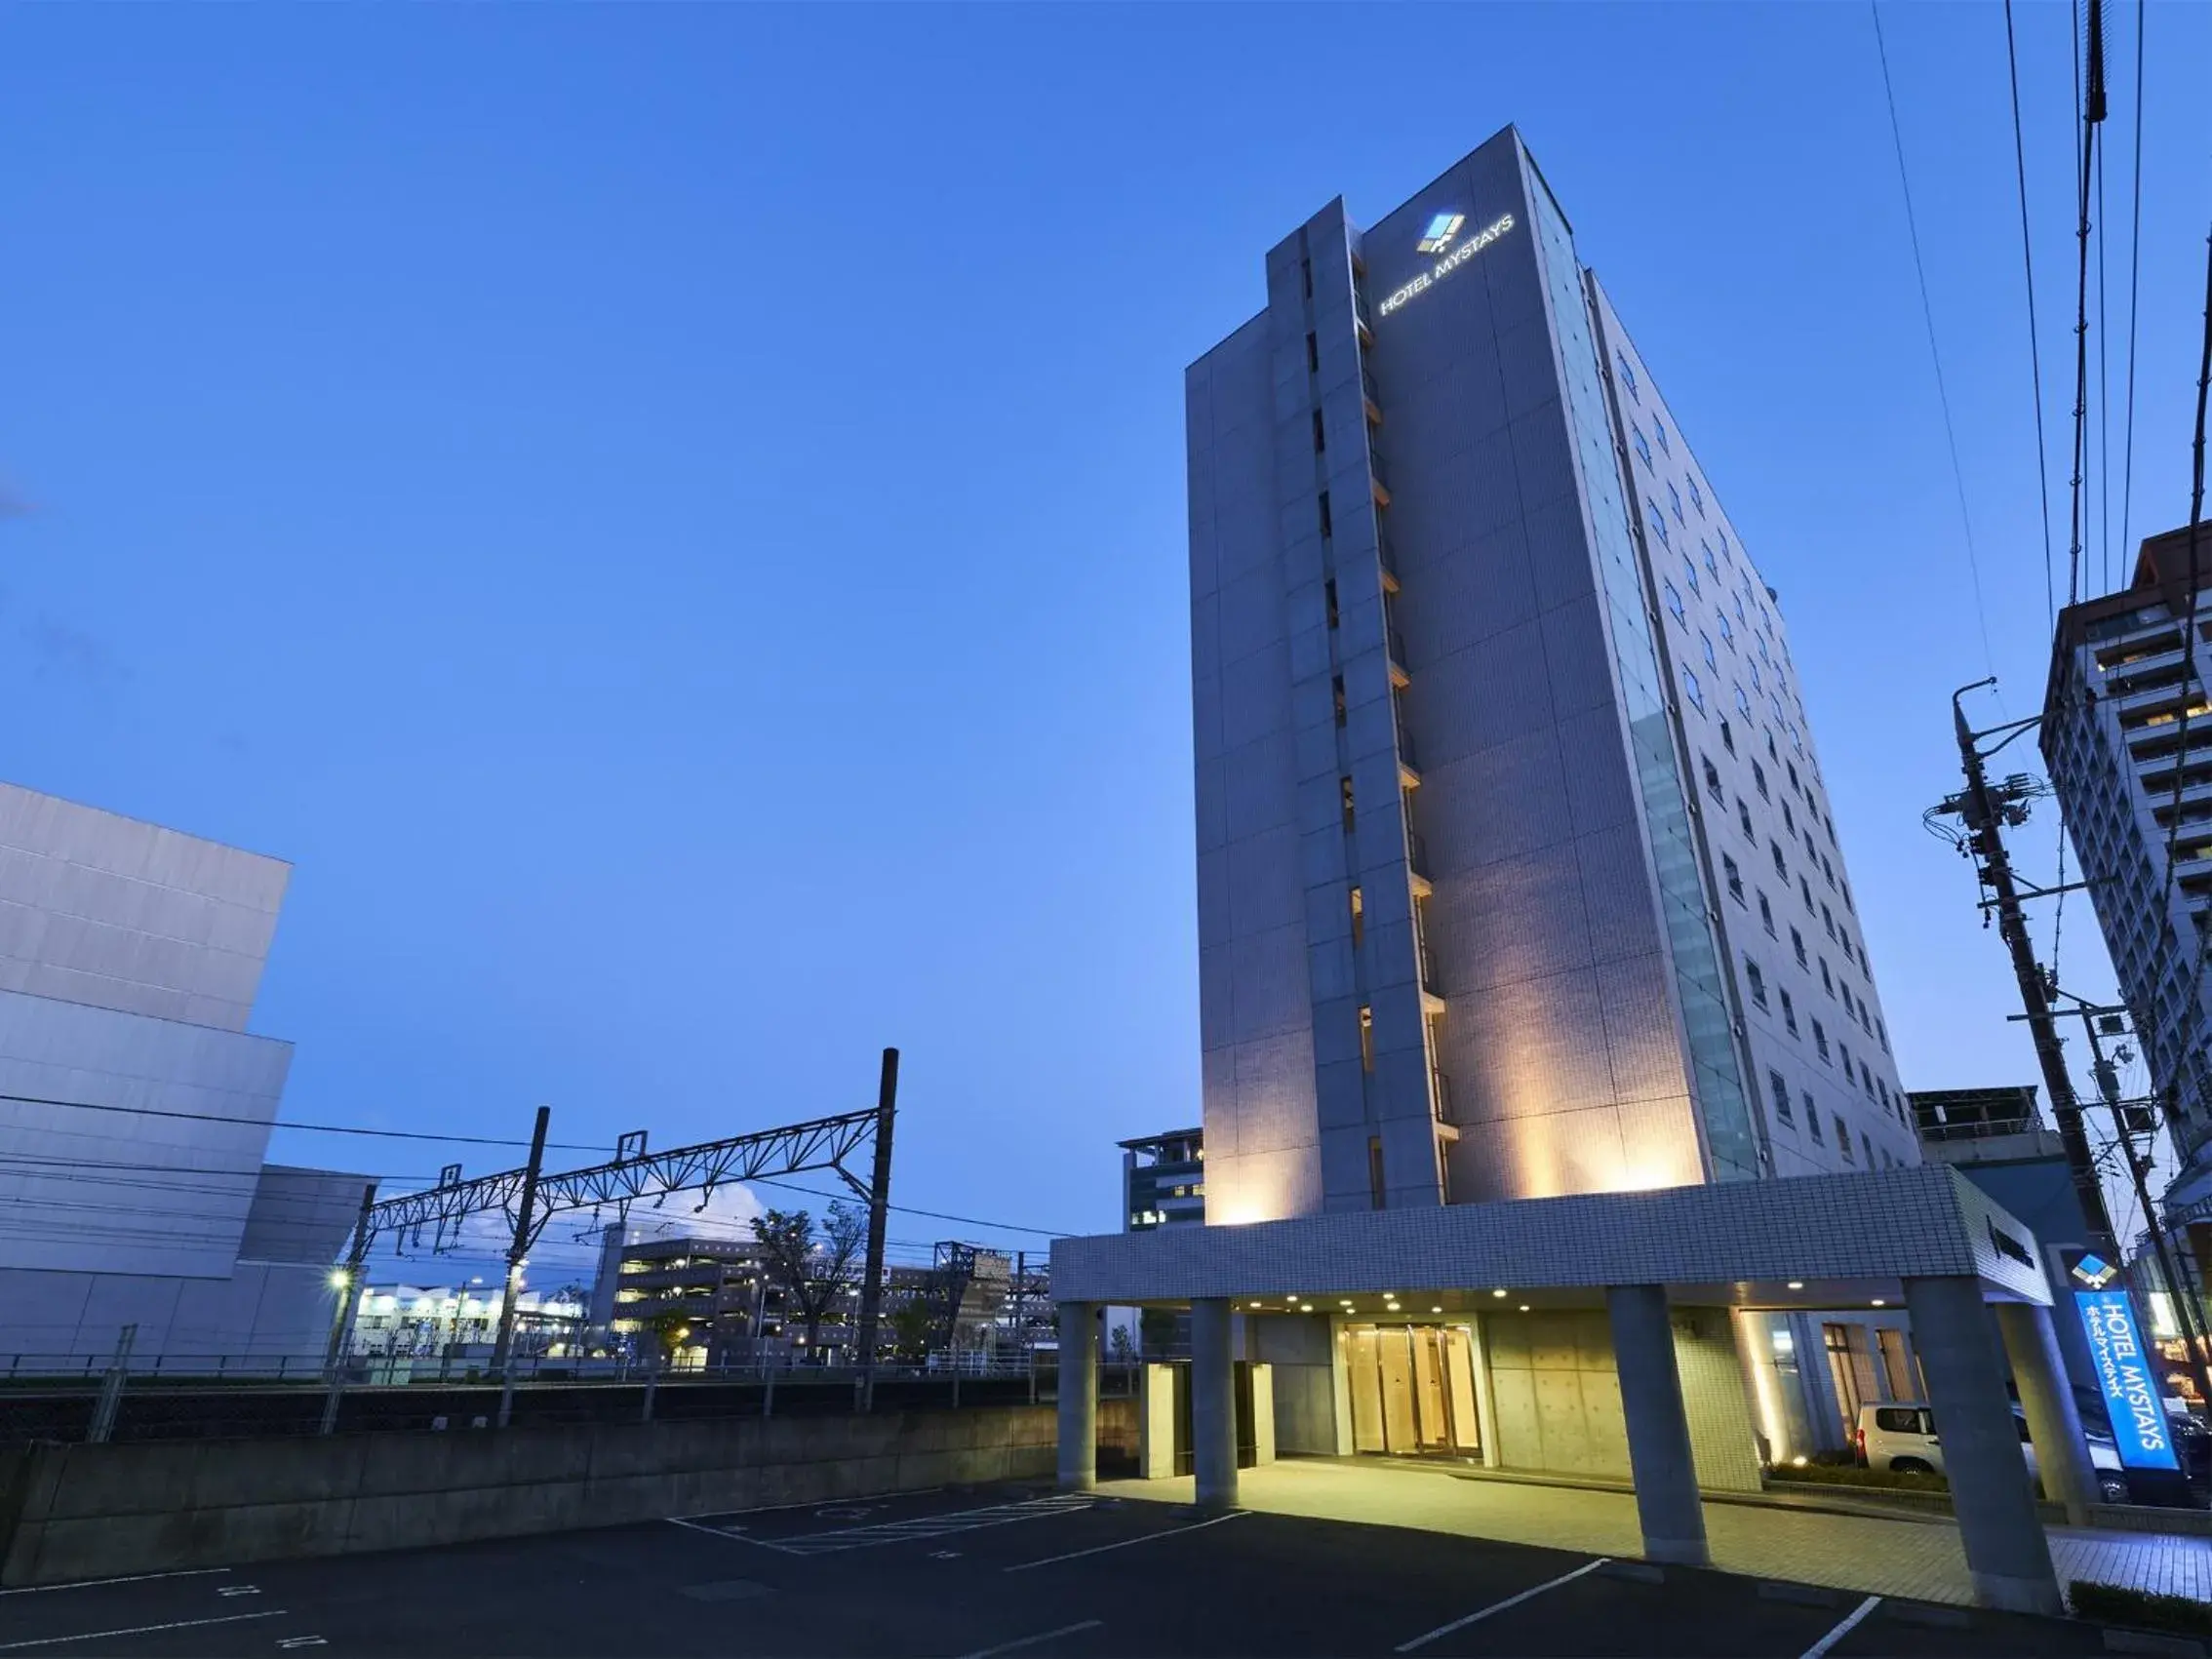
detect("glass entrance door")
[1345,1323,1481,1456]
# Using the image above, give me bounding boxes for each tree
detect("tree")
[751,1203,868,1360]
[887,1296,934,1364]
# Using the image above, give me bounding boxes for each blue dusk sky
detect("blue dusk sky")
[3,4,2209,1279]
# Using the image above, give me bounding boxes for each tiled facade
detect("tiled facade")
[2041,526,2212,1225]
[1188,126,1910,1226]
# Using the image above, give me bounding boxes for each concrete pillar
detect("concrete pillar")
[1055,1301,1098,1492]
[1903,1277,2061,1615]
[1137,1363,1176,1480]
[1191,1297,1238,1510]
[1995,1300,2098,1526]
[1606,1284,1710,1566]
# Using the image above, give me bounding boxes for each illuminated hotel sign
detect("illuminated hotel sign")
[1378,212,1516,318]
[2063,1251,2179,1472]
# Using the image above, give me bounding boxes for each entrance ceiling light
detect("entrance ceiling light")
[1787,1281,1804,1290]
[1492,1288,1508,1298]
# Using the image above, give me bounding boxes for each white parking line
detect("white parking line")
[0,1568,232,1598]
[1003,1509,1249,1573]
[954,1619,1105,1659]
[1393,1558,1612,1652]
[1799,1595,1881,1659]
[0,1608,289,1651]
[667,1487,942,1525]
[674,1495,1099,1557]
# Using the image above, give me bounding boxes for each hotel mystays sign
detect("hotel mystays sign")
[2074,1287,2179,1471]
[1377,213,1516,319]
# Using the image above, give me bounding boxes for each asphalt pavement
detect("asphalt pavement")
[0,1481,2128,1657]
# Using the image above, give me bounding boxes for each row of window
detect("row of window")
[1742,946,1896,1106]
[1766,1068,1900,1169]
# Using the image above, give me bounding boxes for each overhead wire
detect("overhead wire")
[2004,0,2062,627]
[2063,0,2104,609]
[1870,0,1998,679]
[2118,0,2147,568]
[0,1091,611,1153]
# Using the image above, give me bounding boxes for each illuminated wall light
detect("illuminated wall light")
[1787,1282,1804,1291]
[1870,1299,1885,1308]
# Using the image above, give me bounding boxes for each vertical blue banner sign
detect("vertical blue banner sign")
[2074,1288,2180,1471]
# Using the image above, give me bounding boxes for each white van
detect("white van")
[1856,1402,2131,1504]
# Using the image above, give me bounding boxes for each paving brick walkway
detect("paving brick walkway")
[1098,1459,2212,1608]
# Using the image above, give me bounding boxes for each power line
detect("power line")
[2063,0,2106,608]
[2005,0,2061,625]
[0,1091,611,1153]
[2118,0,2147,568]
[1871,1,1997,674]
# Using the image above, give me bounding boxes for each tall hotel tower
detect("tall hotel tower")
[1188,126,1916,1224]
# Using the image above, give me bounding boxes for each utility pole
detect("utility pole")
[490,1106,551,1421]
[320,1181,378,1436]
[851,1047,898,1409]
[2077,1009,2212,1411]
[1936,681,2116,1252]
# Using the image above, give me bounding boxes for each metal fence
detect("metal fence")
[0,1352,1136,1448]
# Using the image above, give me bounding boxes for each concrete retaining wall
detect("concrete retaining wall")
[0,1400,1136,1587]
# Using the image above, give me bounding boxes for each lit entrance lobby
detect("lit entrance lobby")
[1053,1167,2101,1615]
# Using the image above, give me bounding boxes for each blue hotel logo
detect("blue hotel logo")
[1415,212,1467,256]
[2071,1253,2118,1289]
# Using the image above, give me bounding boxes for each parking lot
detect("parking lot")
[0,1481,2121,1657]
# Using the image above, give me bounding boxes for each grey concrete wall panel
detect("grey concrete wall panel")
[0,991,294,1279]
[0,783,289,1033]
[237,1165,373,1265]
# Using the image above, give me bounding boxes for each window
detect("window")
[1745,957,1768,1009]
[1720,718,1736,755]
[1877,1077,1891,1114]
[1324,578,1339,628]
[1306,332,1319,374]
[1841,879,1855,916]
[1653,416,1670,454]
[1648,499,1671,548]
[1682,553,1698,595]
[1368,1135,1385,1208]
[1766,728,1779,761]
[1837,1119,1854,1162]
[1783,800,1796,835]
[1349,886,1364,948]
[1822,854,1836,888]
[1689,478,1706,517]
[1806,1096,1824,1142]
[1312,410,1326,453]
[1718,529,1732,564]
[1633,423,1652,465]
[1819,958,1834,996]
[1769,1070,1795,1125]
[1668,482,1684,524]
[1813,1019,1830,1061]
[1758,890,1775,935]
[1681,666,1704,712]
[1791,928,1807,968]
[1664,579,1684,623]
[1718,612,1734,647]
[1801,876,1816,913]
[1753,761,1768,799]
[1359,1005,1374,1072]
[1749,660,1762,693]
[1722,853,1744,901]
[1341,776,1356,832]
[1779,988,1797,1035]
[1838,1038,1852,1076]
[1738,800,1756,840]
[1318,491,1333,539]
[1617,351,1639,401]
[1770,840,1787,879]
[1301,257,1313,297]
[1804,828,1818,861]
[1702,755,1723,799]
[1876,1017,1888,1053]
[1863,1132,1876,1166]
[1734,592,1748,625]
[1703,632,1718,670]
[1862,1065,1877,1102]
[1787,761,1799,793]
[1333,675,1348,728]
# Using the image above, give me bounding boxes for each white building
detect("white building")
[2042,525,2212,1257]
[0,782,366,1365]
[1053,128,2099,1619]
